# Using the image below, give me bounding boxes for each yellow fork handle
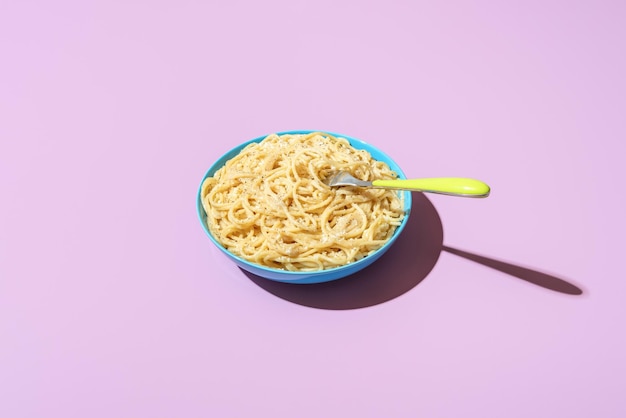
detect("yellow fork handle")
[371,177,491,197]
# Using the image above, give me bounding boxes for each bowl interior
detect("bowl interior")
[196,130,412,284]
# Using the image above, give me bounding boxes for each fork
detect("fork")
[324,171,490,198]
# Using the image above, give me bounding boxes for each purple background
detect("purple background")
[1,0,625,417]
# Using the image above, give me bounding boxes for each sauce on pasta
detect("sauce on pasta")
[201,132,405,271]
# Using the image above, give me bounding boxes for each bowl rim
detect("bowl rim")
[196,130,412,279]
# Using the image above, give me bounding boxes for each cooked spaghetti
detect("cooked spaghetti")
[200,132,405,271]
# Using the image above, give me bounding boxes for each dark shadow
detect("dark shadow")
[244,194,584,310]
[244,193,444,310]
[442,245,584,295]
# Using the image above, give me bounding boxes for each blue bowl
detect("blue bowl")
[196,130,412,284]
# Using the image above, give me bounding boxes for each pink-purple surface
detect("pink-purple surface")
[1,1,625,417]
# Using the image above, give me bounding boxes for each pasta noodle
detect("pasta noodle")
[201,132,405,271]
